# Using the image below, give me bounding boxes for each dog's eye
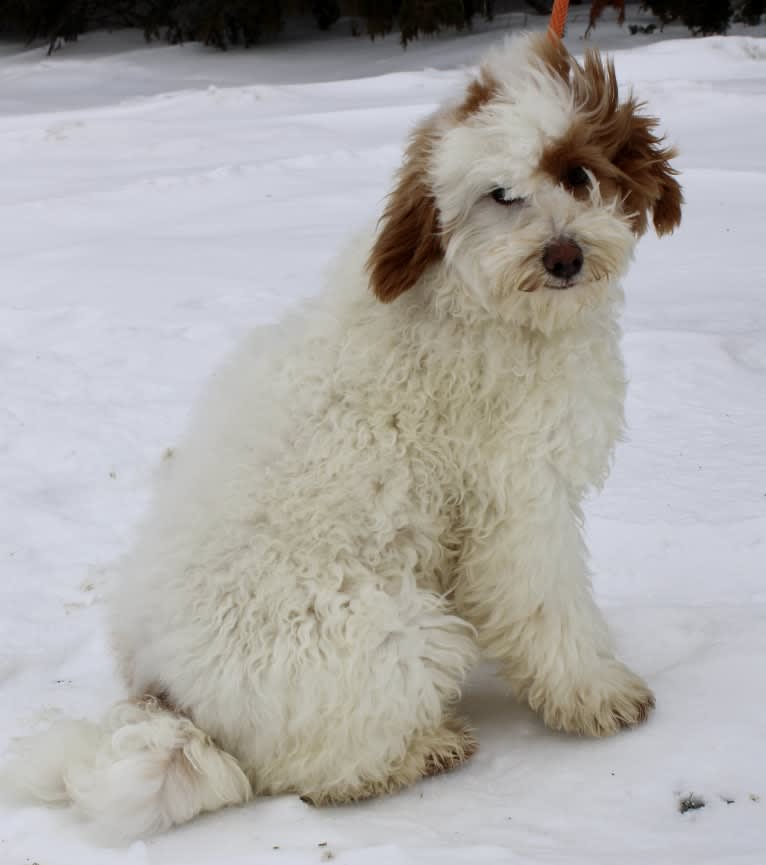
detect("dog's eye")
[566,166,590,188]
[490,187,520,206]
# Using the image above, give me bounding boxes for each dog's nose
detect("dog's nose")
[542,237,583,281]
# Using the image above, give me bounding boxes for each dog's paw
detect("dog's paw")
[540,662,655,737]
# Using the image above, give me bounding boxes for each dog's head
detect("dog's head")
[368,33,682,332]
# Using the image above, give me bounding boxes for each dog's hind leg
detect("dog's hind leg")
[300,715,477,806]
[269,589,478,807]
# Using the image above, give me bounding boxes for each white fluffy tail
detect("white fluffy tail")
[5,698,252,839]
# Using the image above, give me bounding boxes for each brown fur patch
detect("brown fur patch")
[367,66,504,304]
[453,69,500,122]
[528,30,572,81]
[540,48,682,236]
[367,120,443,303]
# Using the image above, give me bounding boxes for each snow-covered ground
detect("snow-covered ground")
[1,5,765,864]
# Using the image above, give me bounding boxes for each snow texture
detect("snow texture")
[1,4,765,863]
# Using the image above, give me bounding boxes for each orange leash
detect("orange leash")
[548,0,570,39]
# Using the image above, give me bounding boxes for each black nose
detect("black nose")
[542,237,583,281]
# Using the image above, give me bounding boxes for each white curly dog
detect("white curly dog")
[8,32,682,838]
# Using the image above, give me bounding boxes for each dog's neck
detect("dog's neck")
[413,261,625,342]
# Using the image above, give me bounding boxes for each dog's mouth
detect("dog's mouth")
[543,277,579,291]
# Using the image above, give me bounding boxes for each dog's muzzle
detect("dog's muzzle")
[543,237,583,286]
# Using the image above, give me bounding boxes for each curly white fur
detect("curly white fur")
[5,33,681,839]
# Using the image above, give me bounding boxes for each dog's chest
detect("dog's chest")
[466,326,626,490]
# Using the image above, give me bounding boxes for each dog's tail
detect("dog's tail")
[4,697,252,839]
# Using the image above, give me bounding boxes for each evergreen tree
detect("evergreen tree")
[736,0,765,24]
[642,0,763,34]
[0,0,761,52]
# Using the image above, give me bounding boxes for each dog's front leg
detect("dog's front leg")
[456,479,654,737]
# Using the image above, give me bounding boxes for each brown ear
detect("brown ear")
[568,49,682,237]
[651,163,683,236]
[614,107,683,237]
[367,122,443,303]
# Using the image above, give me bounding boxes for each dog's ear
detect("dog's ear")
[650,161,683,236]
[367,122,443,303]
[573,50,682,237]
[615,108,683,237]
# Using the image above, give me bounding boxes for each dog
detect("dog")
[7,32,681,839]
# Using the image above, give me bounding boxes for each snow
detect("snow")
[1,4,765,863]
